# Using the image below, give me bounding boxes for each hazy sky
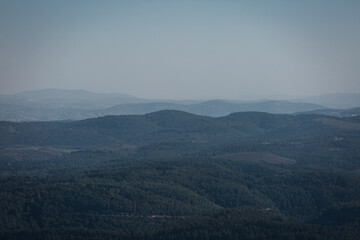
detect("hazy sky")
[0,0,359,99]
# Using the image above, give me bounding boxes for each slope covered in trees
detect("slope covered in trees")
[1,110,360,239]
[1,157,360,239]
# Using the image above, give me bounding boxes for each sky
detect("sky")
[0,0,359,99]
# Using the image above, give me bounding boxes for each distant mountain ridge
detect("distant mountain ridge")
[0,89,145,109]
[6,88,135,100]
[0,89,328,121]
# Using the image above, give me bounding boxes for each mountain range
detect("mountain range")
[2,89,359,121]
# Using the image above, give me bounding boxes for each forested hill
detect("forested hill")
[1,110,360,147]
[1,110,360,239]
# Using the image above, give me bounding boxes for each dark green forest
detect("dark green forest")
[1,111,360,239]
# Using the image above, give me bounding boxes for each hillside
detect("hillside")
[1,110,360,239]
[1,157,360,239]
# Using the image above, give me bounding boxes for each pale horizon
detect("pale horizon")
[1,1,359,99]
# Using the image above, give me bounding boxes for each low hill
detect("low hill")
[188,100,323,116]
